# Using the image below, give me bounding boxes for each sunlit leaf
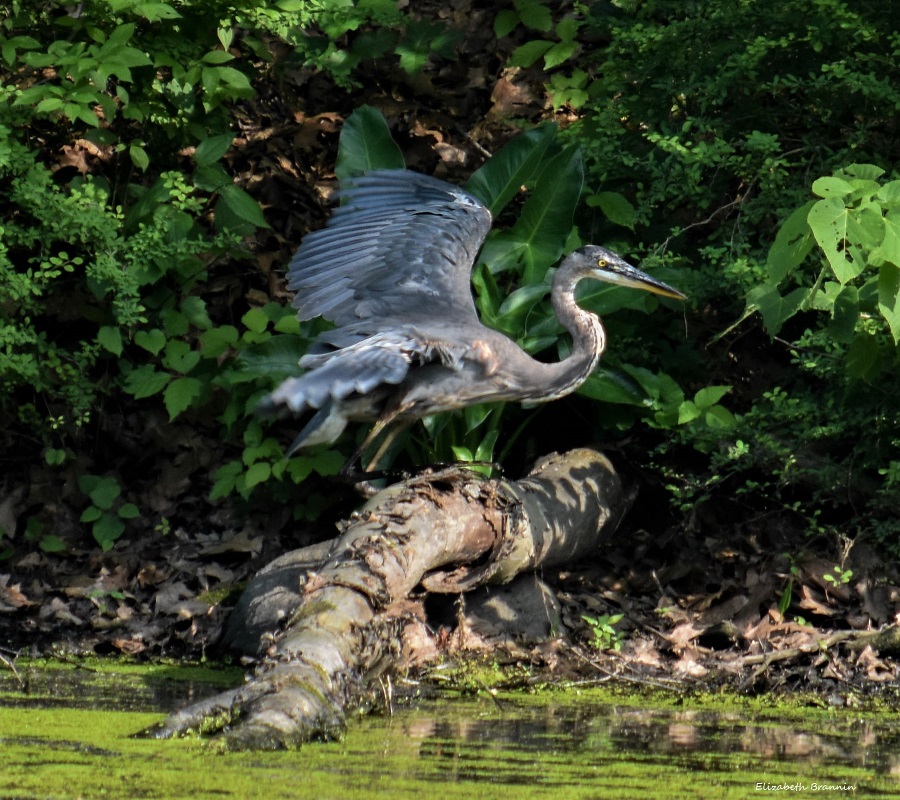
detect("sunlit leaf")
[335,105,405,181]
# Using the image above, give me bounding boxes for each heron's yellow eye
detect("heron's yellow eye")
[597,258,608,268]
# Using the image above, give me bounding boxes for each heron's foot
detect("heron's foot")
[417,460,503,479]
[337,465,413,497]
[336,461,502,497]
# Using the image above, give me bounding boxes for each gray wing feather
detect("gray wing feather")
[264,171,493,426]
[287,170,492,328]
[267,334,414,412]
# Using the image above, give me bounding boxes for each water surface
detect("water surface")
[1,662,898,799]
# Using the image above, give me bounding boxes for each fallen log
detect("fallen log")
[140,448,630,749]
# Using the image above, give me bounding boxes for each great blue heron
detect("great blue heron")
[263,169,685,472]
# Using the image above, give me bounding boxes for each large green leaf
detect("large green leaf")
[164,377,202,420]
[515,147,584,283]
[807,197,882,284]
[766,201,815,283]
[878,263,900,344]
[871,207,900,267]
[746,284,808,335]
[467,123,558,215]
[335,105,405,181]
[478,146,584,283]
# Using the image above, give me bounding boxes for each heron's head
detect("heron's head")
[572,245,686,300]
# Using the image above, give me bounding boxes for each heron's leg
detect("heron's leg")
[339,402,410,480]
[362,419,412,473]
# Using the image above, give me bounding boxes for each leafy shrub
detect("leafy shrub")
[719,164,900,540]
[0,1,476,551]
[501,0,900,544]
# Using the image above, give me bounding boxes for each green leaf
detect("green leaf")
[493,9,519,38]
[474,429,499,462]
[105,23,136,49]
[870,208,900,267]
[131,2,181,21]
[164,376,202,419]
[39,535,67,553]
[705,405,736,430]
[210,460,243,500]
[218,184,270,228]
[807,197,878,284]
[746,284,808,335]
[677,400,701,424]
[485,146,583,283]
[587,191,636,230]
[811,176,854,198]
[245,461,271,489]
[234,335,306,381]
[543,40,577,69]
[273,314,300,334]
[1,35,40,65]
[517,0,552,31]
[162,339,200,374]
[842,163,885,182]
[199,325,239,357]
[194,133,234,166]
[133,328,167,355]
[201,50,234,65]
[161,309,189,337]
[556,16,580,41]
[93,513,126,550]
[467,124,557,215]
[78,475,121,510]
[451,445,474,462]
[766,201,815,283]
[215,66,253,91]
[846,332,880,380]
[693,385,730,409]
[876,180,900,206]
[508,39,553,68]
[578,368,647,406]
[117,503,140,519]
[123,364,169,398]
[827,285,859,343]
[181,296,213,330]
[312,450,345,476]
[97,325,123,356]
[44,448,66,466]
[80,506,102,523]
[241,307,270,334]
[335,105,405,181]
[193,162,232,193]
[129,143,149,171]
[877,263,900,344]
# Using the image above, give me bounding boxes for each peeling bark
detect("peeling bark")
[140,448,629,749]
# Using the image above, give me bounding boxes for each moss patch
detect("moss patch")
[1,663,899,798]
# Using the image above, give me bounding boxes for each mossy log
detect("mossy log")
[140,448,629,749]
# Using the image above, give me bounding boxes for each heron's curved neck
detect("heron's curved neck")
[538,262,606,402]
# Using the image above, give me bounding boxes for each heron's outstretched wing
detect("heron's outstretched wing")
[287,170,492,329]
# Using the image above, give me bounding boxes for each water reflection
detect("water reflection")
[3,666,900,794]
[391,699,900,782]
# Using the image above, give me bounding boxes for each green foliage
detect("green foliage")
[335,105,405,180]
[582,612,625,652]
[823,565,853,589]
[710,164,900,541]
[0,3,289,549]
[78,474,140,551]
[526,0,900,546]
[747,164,900,378]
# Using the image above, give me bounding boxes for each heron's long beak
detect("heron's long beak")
[597,263,687,300]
